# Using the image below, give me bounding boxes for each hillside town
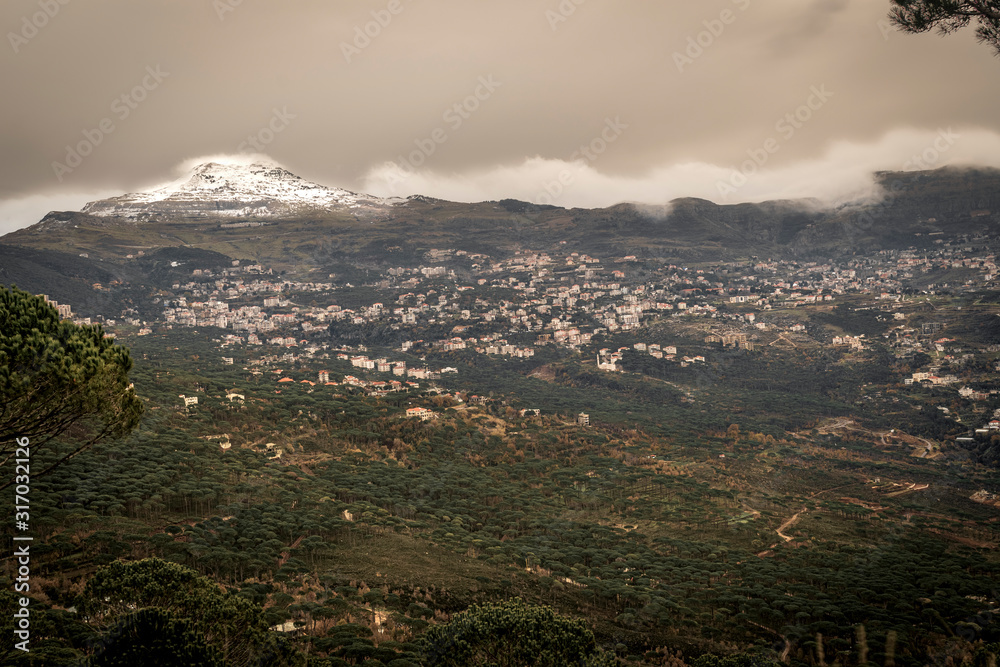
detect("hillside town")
[44,234,1000,434]
[116,237,997,361]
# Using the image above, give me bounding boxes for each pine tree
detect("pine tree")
[0,286,143,486]
[889,1,1000,55]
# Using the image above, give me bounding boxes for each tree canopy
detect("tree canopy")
[80,558,296,666]
[83,608,224,667]
[0,286,143,483]
[419,598,618,666]
[889,0,1000,55]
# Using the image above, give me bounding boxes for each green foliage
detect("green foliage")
[83,607,224,667]
[80,558,298,666]
[943,310,1000,344]
[691,652,781,667]
[971,643,1000,667]
[812,303,890,337]
[7,282,1000,666]
[0,588,91,665]
[419,598,617,666]
[0,286,143,479]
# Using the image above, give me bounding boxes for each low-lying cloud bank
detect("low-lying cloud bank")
[362,127,1000,209]
[3,128,1000,238]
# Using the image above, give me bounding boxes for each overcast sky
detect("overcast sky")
[2,0,999,235]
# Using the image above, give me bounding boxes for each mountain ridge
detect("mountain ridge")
[4,166,999,291]
[79,160,397,221]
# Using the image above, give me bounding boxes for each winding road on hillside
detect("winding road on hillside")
[775,509,805,542]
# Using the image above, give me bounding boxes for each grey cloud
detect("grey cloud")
[0,0,997,232]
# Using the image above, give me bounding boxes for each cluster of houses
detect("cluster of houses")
[959,386,996,401]
[596,343,704,371]
[400,337,536,359]
[973,411,1000,438]
[273,370,421,396]
[41,234,1000,421]
[123,235,997,351]
[405,406,436,421]
[735,243,998,299]
[704,332,755,351]
[40,295,74,320]
[832,335,867,350]
[339,353,457,380]
[904,372,960,386]
[126,239,998,364]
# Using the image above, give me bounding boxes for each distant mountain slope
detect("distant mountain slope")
[0,244,141,316]
[3,167,999,276]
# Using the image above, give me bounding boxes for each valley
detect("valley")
[2,164,1000,666]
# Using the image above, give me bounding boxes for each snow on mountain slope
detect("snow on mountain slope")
[81,161,397,219]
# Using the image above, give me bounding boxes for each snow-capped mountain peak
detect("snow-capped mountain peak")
[81,160,395,219]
